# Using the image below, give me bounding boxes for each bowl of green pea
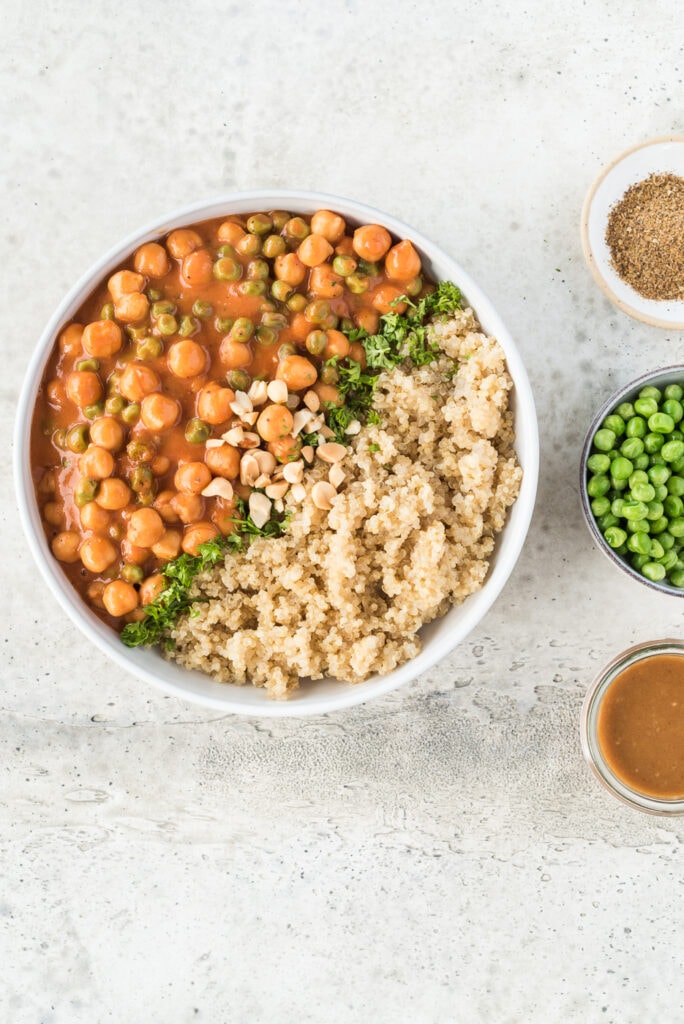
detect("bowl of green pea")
[581,366,684,594]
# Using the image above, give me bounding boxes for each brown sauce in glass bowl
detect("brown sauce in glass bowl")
[597,653,684,799]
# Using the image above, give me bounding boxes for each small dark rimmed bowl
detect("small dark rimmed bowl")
[580,365,684,596]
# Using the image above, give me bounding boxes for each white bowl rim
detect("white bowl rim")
[580,135,684,330]
[14,188,539,716]
[579,363,684,596]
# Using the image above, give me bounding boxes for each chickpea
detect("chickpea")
[310,209,346,243]
[182,521,219,555]
[170,492,204,524]
[80,501,110,532]
[323,329,350,360]
[114,291,150,324]
[51,531,81,563]
[212,500,238,536]
[66,370,103,409]
[384,239,422,281]
[151,454,171,476]
[59,323,83,356]
[308,264,344,299]
[79,445,115,480]
[273,252,307,287]
[82,319,123,358]
[87,580,106,610]
[119,363,161,403]
[140,573,165,605]
[152,529,182,561]
[204,444,241,479]
[108,269,145,300]
[38,470,57,496]
[167,339,208,378]
[43,501,64,527]
[89,416,124,452]
[297,233,333,268]
[120,537,148,565]
[353,223,392,262]
[354,307,380,335]
[217,220,246,246]
[96,477,131,510]
[47,380,66,406]
[140,393,181,431]
[134,242,170,279]
[288,312,312,344]
[174,461,212,494]
[313,382,343,407]
[267,434,301,463]
[256,404,294,442]
[154,489,181,523]
[219,338,253,370]
[371,284,407,315]
[349,341,367,368]
[276,354,318,391]
[181,248,214,286]
[127,507,165,547]
[197,381,236,425]
[102,579,139,617]
[335,235,355,257]
[79,535,118,573]
[166,228,203,259]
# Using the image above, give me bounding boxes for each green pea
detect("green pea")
[659,530,675,549]
[631,553,650,571]
[52,427,68,450]
[611,498,626,517]
[615,402,635,420]
[672,457,684,474]
[332,255,357,277]
[136,336,163,360]
[667,476,684,496]
[622,500,649,521]
[83,402,104,420]
[230,317,254,343]
[643,432,665,454]
[147,288,162,302]
[239,280,266,296]
[670,518,684,538]
[178,316,199,338]
[259,299,277,314]
[127,440,155,463]
[262,234,287,259]
[185,418,211,444]
[672,430,684,441]
[628,469,649,486]
[66,424,90,453]
[648,412,675,434]
[215,316,234,334]
[192,299,214,320]
[340,317,355,333]
[598,513,620,531]
[602,413,625,436]
[610,456,633,480]
[75,357,100,373]
[626,416,647,438]
[277,342,296,360]
[642,561,666,582]
[100,302,115,320]
[237,233,262,256]
[627,532,652,555]
[604,526,627,548]
[122,403,140,425]
[283,216,310,241]
[305,299,330,325]
[648,538,665,559]
[646,500,664,520]
[152,300,176,317]
[226,369,251,391]
[306,330,328,357]
[74,478,99,507]
[287,292,307,313]
[627,519,650,534]
[271,279,294,302]
[246,213,273,236]
[121,564,144,584]
[653,485,668,502]
[633,454,650,470]
[105,395,125,416]
[247,258,270,281]
[658,550,678,571]
[664,384,684,402]
[255,326,278,346]
[269,209,290,231]
[663,399,684,423]
[346,273,370,295]
[320,363,339,385]
[214,256,242,281]
[610,477,628,492]
[662,439,684,463]
[587,453,611,473]
[640,384,663,400]
[126,324,148,342]
[593,428,616,452]
[664,495,684,518]
[157,313,178,336]
[650,517,670,535]
[648,463,670,485]
[669,568,684,587]
[619,437,643,460]
[631,482,656,503]
[131,464,154,494]
[634,397,659,418]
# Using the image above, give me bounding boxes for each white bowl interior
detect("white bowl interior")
[14,189,539,715]
[581,137,684,329]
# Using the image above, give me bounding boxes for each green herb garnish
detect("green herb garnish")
[121,504,290,649]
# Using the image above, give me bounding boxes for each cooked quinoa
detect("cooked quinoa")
[167,308,522,698]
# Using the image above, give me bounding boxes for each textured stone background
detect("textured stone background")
[2,1,684,1021]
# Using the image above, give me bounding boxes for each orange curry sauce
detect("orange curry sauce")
[597,653,684,799]
[31,210,428,629]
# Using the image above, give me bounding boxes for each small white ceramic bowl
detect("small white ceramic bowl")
[581,136,684,329]
[14,190,538,716]
[580,364,684,596]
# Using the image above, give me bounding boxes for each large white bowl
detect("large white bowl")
[14,190,539,716]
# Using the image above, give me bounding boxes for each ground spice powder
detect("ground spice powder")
[606,172,684,301]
